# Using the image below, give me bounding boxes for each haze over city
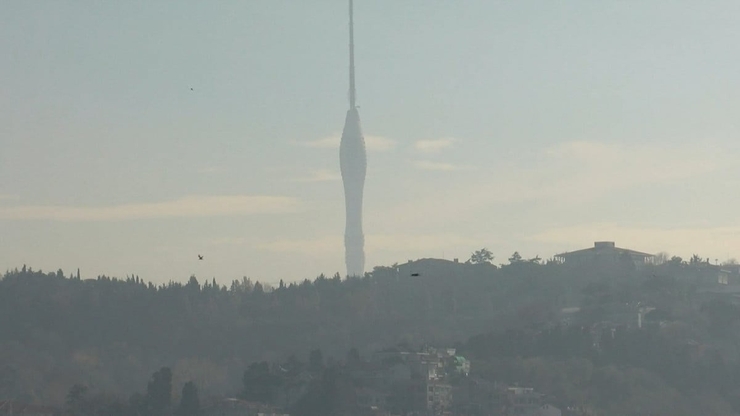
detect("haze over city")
[2,1,740,284]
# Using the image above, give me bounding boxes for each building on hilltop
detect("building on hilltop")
[554,241,655,269]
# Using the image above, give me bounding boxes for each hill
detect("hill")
[1,254,740,414]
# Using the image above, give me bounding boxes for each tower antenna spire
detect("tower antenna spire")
[349,0,356,109]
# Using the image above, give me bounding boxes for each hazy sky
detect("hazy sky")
[2,1,740,284]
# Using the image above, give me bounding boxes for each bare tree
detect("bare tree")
[654,252,670,265]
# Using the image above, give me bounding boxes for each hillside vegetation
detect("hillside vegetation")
[1,253,740,414]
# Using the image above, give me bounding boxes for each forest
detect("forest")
[2,250,740,415]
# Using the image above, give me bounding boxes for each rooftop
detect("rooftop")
[555,241,654,259]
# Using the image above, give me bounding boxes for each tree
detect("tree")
[65,384,89,416]
[290,365,346,416]
[129,393,147,416]
[508,252,523,264]
[146,367,172,416]
[468,248,494,264]
[0,366,21,402]
[186,275,200,292]
[283,355,304,376]
[309,349,324,373]
[655,252,670,265]
[242,361,281,404]
[346,347,361,367]
[175,381,201,416]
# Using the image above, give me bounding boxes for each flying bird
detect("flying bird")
[410,273,420,277]
[190,87,194,91]
[198,255,203,260]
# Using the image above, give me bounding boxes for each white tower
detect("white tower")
[339,0,367,277]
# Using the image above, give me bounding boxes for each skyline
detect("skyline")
[2,1,740,284]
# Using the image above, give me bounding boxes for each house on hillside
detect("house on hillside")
[504,387,561,416]
[363,345,469,414]
[554,241,655,269]
[504,387,542,412]
[532,404,562,416]
[201,398,288,416]
[423,380,453,414]
[703,264,740,286]
[356,387,390,410]
[659,260,740,287]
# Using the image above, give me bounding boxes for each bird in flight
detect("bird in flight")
[410,273,420,277]
[198,255,203,260]
[190,87,194,91]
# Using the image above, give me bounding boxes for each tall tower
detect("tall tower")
[340,0,367,277]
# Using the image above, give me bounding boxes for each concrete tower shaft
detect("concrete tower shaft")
[340,0,366,277]
[340,108,366,277]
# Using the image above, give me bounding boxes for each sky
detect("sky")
[2,1,740,285]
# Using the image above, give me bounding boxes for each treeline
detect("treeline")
[63,367,201,416]
[0,258,567,404]
[0,253,736,410]
[62,345,368,416]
